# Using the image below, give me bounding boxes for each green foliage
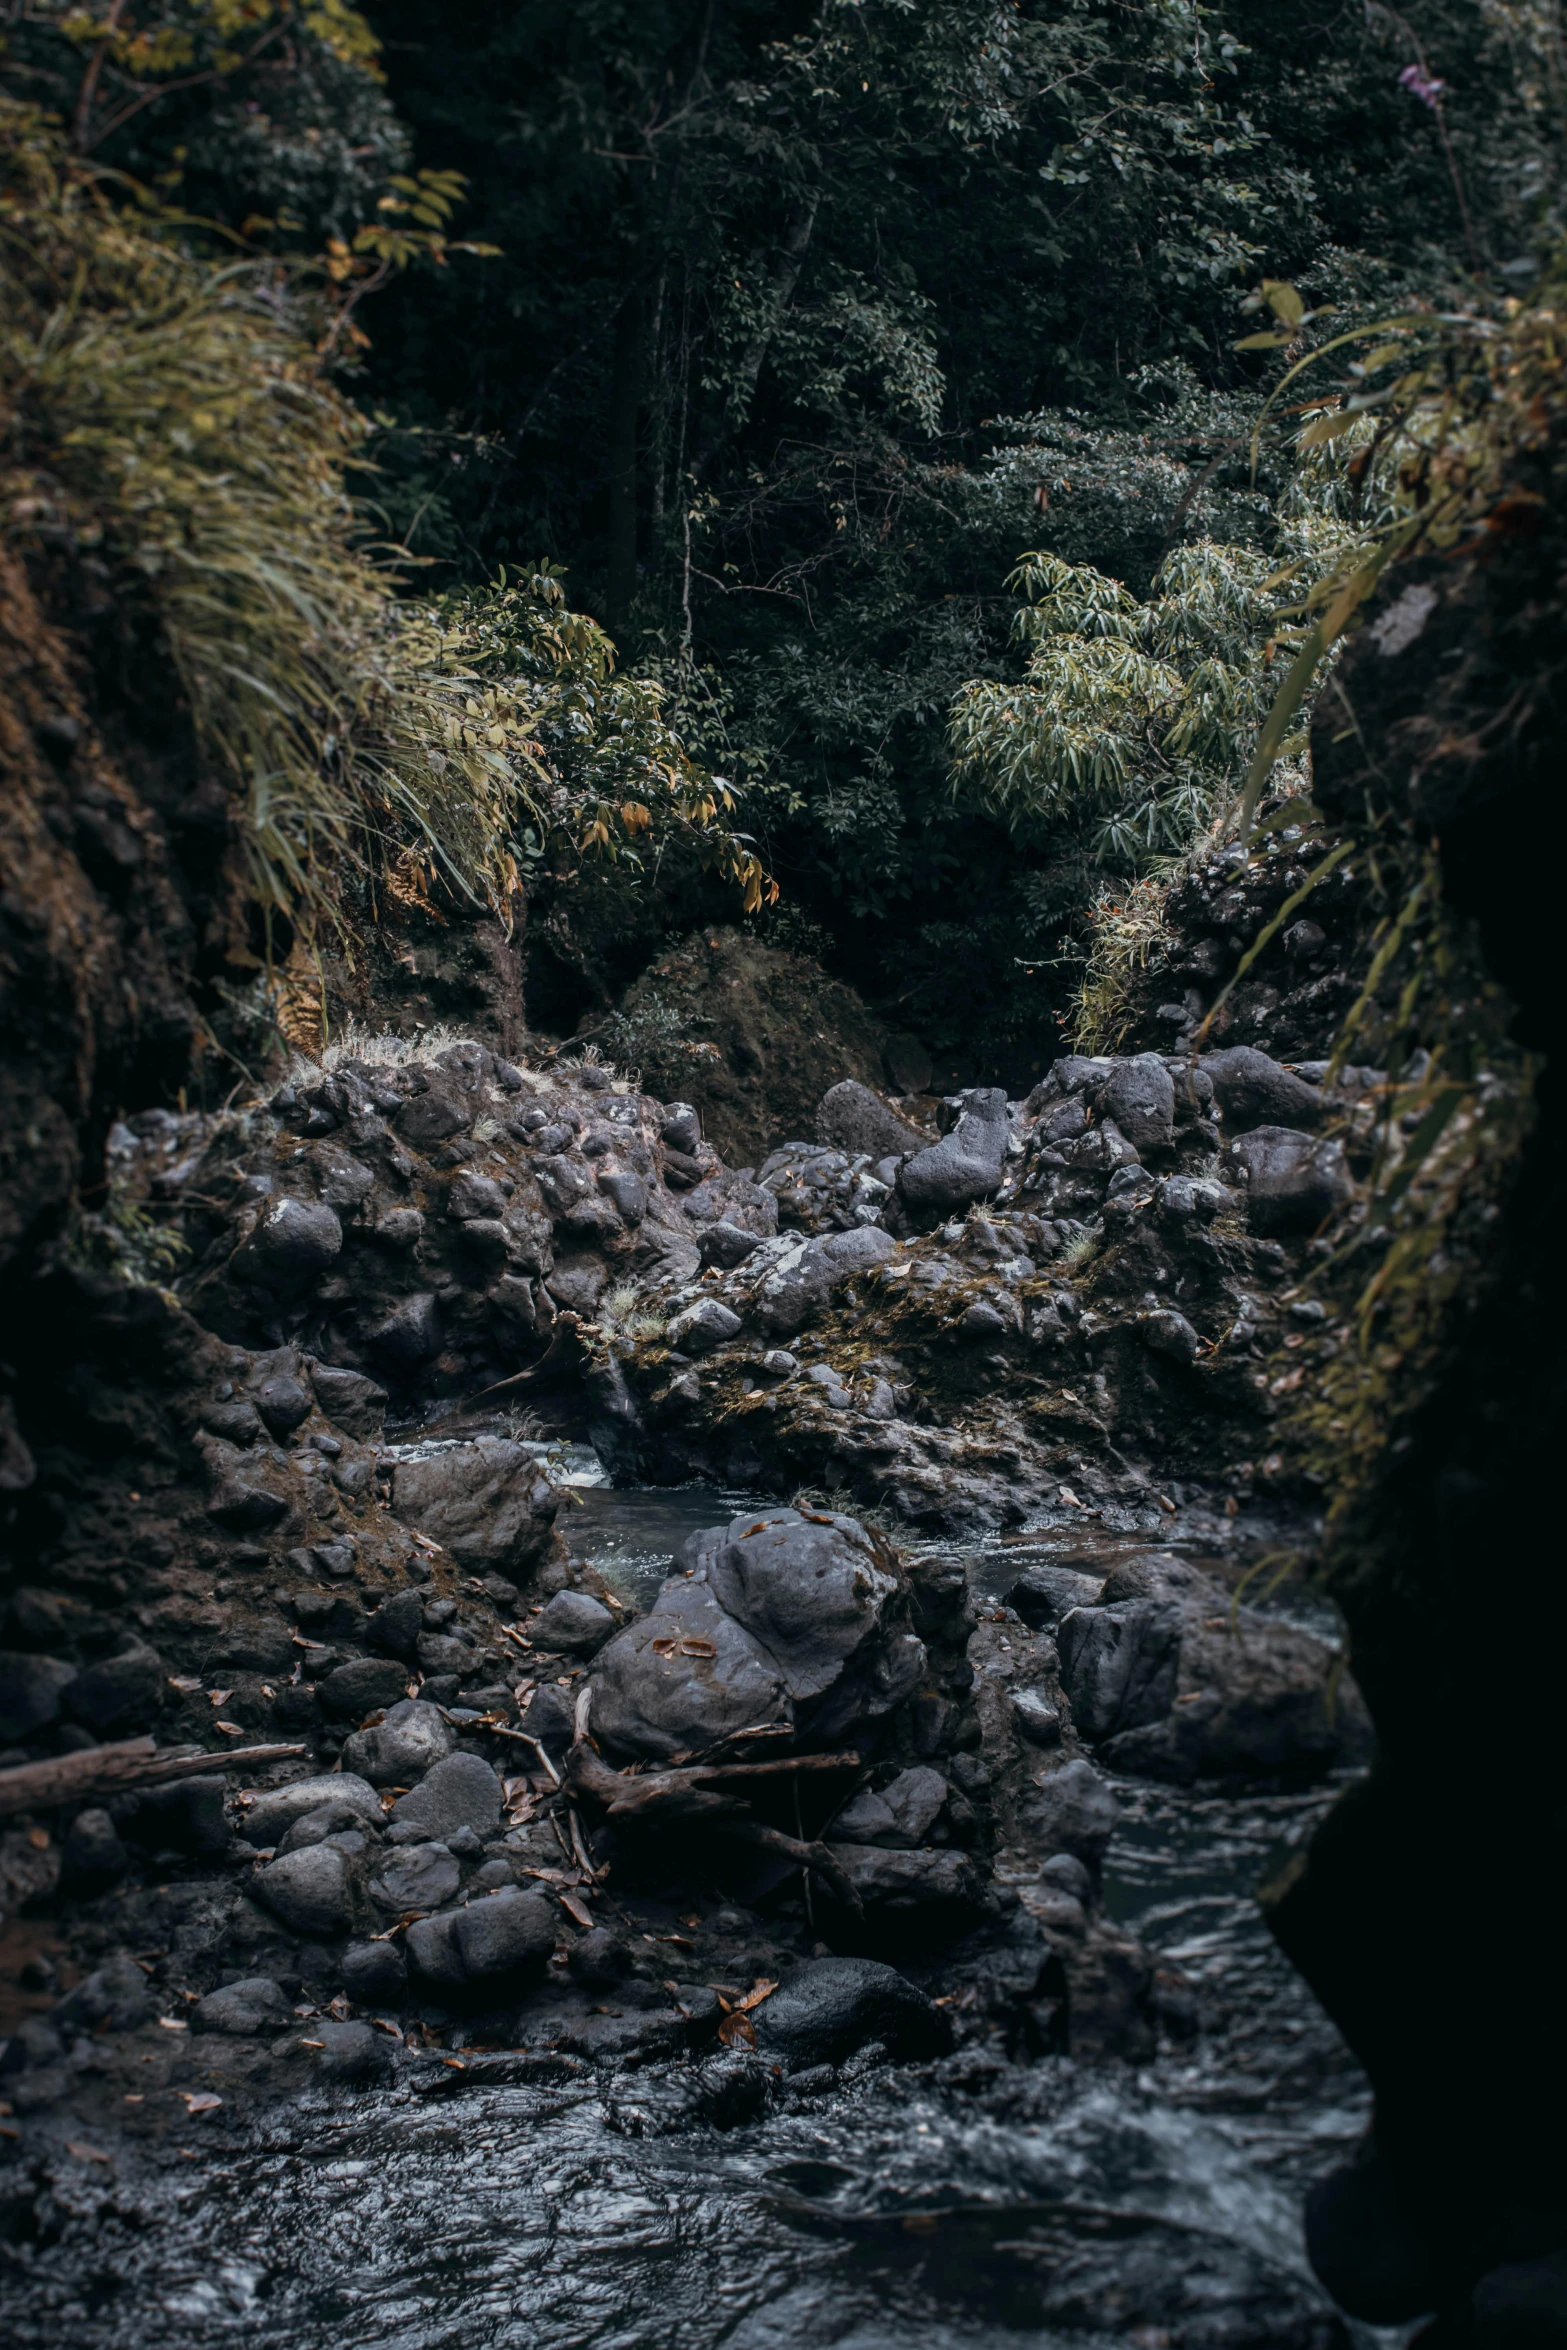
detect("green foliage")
[0,103,765,957]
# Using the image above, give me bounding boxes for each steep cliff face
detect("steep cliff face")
[1264,488,1567,2333]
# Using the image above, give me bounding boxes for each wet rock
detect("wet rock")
[1006,1564,1104,1630]
[241,1772,384,1846]
[702,1509,923,1738]
[698,1220,761,1270]
[590,1571,790,1763]
[826,1843,979,1913]
[1099,1054,1175,1153]
[816,1080,926,1161]
[1156,1173,1232,1224]
[369,1840,460,1914]
[276,1798,381,1855]
[1024,1757,1121,1866]
[405,1886,555,1997]
[365,1588,426,1664]
[667,1297,743,1354]
[254,1375,312,1435]
[1227,1125,1354,1235]
[532,1590,615,1656]
[201,1400,262,1444]
[62,1640,164,1734]
[754,1225,897,1338]
[1040,1851,1093,1903]
[341,1939,407,2006]
[240,1196,343,1288]
[315,1655,412,1722]
[447,1170,508,1221]
[599,1169,647,1222]
[1011,1688,1062,1746]
[1057,1602,1182,1741]
[309,2018,395,2083]
[388,1752,502,1841]
[568,1928,631,1989]
[831,1765,948,1848]
[252,1843,358,1937]
[753,1956,953,2069]
[367,1290,443,1375]
[898,1088,1010,1216]
[390,1435,559,1574]
[518,1683,575,1754]
[308,1363,388,1438]
[193,1977,292,2036]
[1201,1046,1324,1134]
[0,1651,76,1743]
[59,1806,128,1890]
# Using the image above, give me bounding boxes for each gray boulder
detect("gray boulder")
[60,1806,129,1888]
[341,1698,454,1787]
[390,1434,559,1573]
[531,1590,615,1656]
[1006,1564,1104,1630]
[308,1362,387,1438]
[1011,1689,1062,1746]
[252,1843,358,1937]
[898,1088,1010,1215]
[51,1956,153,2036]
[405,1886,555,1996]
[1201,1046,1323,1134]
[1024,1756,1121,1865]
[340,1939,407,2006]
[388,1752,502,1841]
[1058,1601,1182,1741]
[826,1843,978,1912]
[193,1977,292,2036]
[660,1103,702,1155]
[816,1080,927,1161]
[367,1291,443,1375]
[589,1572,791,1764]
[697,1220,761,1271]
[753,1956,952,2069]
[703,1509,925,1743]
[753,1225,896,1338]
[1099,1054,1175,1153]
[1227,1125,1354,1235]
[1140,1309,1201,1366]
[365,1588,426,1664]
[276,1798,382,1856]
[241,1771,384,1847]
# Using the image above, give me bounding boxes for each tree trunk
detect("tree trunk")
[606,283,644,635]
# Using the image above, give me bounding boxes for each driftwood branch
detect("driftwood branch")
[0,1738,306,1822]
[564,1737,863,1913]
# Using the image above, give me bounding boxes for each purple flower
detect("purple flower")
[1398,63,1447,109]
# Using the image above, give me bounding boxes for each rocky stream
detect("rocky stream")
[0,862,1429,2350]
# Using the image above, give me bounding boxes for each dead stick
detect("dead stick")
[0,1739,306,1821]
[683,1751,859,1784]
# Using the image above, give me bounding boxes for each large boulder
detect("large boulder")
[1057,1601,1183,1742]
[317,1655,412,1721]
[1227,1125,1354,1235]
[193,1977,292,2036]
[238,1196,343,1288]
[752,1956,952,2068]
[825,1843,980,1915]
[588,1572,792,1764]
[251,1843,359,1937]
[701,1509,925,1743]
[816,1080,927,1161]
[0,1652,76,1744]
[897,1088,1010,1215]
[61,1641,164,1734]
[388,1752,502,1841]
[1200,1046,1323,1134]
[389,1435,559,1573]
[1022,1757,1121,1867]
[753,1226,896,1338]
[1098,1054,1175,1154]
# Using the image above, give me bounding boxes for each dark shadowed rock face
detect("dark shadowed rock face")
[753,1957,953,2069]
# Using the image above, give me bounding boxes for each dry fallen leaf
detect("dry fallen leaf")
[157,2017,188,2032]
[208,1689,232,1707]
[178,2092,222,2115]
[64,2141,112,2163]
[716,2011,756,2048]
[26,1827,49,1851]
[651,1637,679,1657]
[214,1722,244,1736]
[168,1676,203,1694]
[559,1890,594,1929]
[677,1638,717,1659]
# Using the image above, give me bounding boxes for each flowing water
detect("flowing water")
[2,1474,1405,2350]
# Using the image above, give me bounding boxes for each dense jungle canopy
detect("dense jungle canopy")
[6,0,1564,1081]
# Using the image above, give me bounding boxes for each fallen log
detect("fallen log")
[0,1738,307,1821]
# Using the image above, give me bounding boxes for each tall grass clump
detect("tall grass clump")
[0,101,770,955]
